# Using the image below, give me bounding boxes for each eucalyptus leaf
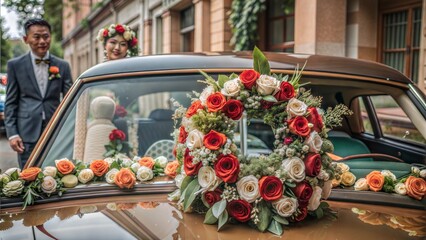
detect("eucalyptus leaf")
[104,149,115,157]
[256,200,272,232]
[183,178,201,212]
[267,219,283,236]
[212,199,227,218]
[253,46,270,75]
[315,206,324,219]
[273,215,289,225]
[204,208,218,224]
[218,210,229,231]
[117,143,123,151]
[262,95,277,103]
[180,176,193,192]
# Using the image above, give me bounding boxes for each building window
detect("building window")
[380,5,422,83]
[156,16,163,54]
[266,0,294,52]
[180,5,194,52]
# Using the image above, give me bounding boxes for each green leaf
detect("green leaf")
[256,200,272,232]
[218,210,229,231]
[229,73,239,79]
[253,46,270,75]
[212,199,227,218]
[110,161,120,170]
[262,95,277,103]
[267,219,283,236]
[180,176,193,192]
[10,170,19,181]
[104,149,115,157]
[204,207,218,224]
[117,143,123,151]
[273,215,289,225]
[218,74,229,88]
[183,178,200,212]
[284,181,296,188]
[315,206,324,219]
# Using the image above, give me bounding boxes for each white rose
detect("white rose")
[236,175,260,203]
[105,168,119,184]
[121,158,133,168]
[198,166,222,192]
[106,203,118,211]
[281,157,306,182]
[123,31,132,41]
[221,78,241,97]
[321,180,333,199]
[354,178,369,191]
[97,29,104,41]
[394,182,407,195]
[137,166,154,182]
[41,176,57,194]
[286,98,307,117]
[43,166,57,177]
[341,171,356,187]
[411,166,420,174]
[308,186,322,211]
[79,205,98,214]
[4,167,21,176]
[78,169,94,184]
[381,170,396,182]
[256,74,279,95]
[182,117,194,132]
[336,162,350,173]
[186,129,204,150]
[108,28,116,36]
[199,86,214,106]
[304,131,323,153]
[115,153,131,162]
[130,162,141,173]
[272,196,298,217]
[155,156,168,168]
[104,157,116,166]
[420,169,426,179]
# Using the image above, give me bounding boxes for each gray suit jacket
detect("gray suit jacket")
[5,52,72,143]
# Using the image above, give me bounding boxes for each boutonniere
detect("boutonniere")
[48,66,61,80]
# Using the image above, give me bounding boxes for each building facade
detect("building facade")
[62,0,426,91]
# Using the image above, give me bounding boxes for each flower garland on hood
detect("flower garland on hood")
[169,47,353,235]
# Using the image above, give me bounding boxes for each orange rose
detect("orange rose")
[56,159,75,175]
[90,160,110,177]
[203,130,227,151]
[138,157,155,169]
[49,66,59,74]
[405,176,426,200]
[164,160,179,178]
[186,100,203,118]
[117,202,137,210]
[206,92,226,112]
[138,201,159,209]
[20,167,42,181]
[114,168,136,189]
[366,171,384,192]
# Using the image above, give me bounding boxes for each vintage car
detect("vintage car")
[0,52,425,239]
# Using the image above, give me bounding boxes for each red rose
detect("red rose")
[109,129,126,141]
[293,207,308,222]
[227,200,252,222]
[239,69,260,90]
[214,154,239,183]
[115,105,127,117]
[274,81,295,101]
[306,107,324,133]
[258,176,283,201]
[304,153,321,177]
[172,146,177,157]
[178,126,188,144]
[115,24,125,34]
[260,100,274,109]
[284,137,293,145]
[130,37,138,47]
[186,100,203,118]
[223,99,244,120]
[184,148,202,176]
[288,116,311,137]
[206,92,226,112]
[203,130,227,151]
[203,188,223,207]
[292,181,313,207]
[103,29,109,37]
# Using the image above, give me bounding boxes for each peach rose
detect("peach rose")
[49,66,59,74]
[20,167,41,181]
[139,201,159,209]
[164,160,179,178]
[114,168,136,189]
[405,176,426,200]
[90,160,110,177]
[138,157,155,169]
[55,159,75,175]
[366,171,384,192]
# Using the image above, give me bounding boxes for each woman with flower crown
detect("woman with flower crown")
[96,23,138,61]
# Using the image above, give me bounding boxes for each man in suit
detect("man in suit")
[5,18,72,168]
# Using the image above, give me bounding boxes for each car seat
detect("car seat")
[145,139,175,160]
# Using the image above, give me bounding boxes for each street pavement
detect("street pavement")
[0,130,19,172]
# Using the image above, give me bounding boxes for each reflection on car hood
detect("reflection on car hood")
[1,195,424,240]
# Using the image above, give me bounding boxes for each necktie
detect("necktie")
[35,58,50,64]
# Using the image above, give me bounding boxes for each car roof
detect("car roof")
[79,52,412,84]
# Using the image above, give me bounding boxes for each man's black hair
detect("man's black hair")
[24,18,51,34]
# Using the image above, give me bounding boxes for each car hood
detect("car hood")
[1,195,424,240]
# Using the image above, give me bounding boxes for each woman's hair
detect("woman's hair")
[97,24,139,57]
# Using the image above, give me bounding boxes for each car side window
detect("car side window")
[358,97,374,135]
[360,95,425,144]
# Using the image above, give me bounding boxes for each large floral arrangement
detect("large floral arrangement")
[96,23,139,57]
[0,155,179,209]
[170,48,352,235]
